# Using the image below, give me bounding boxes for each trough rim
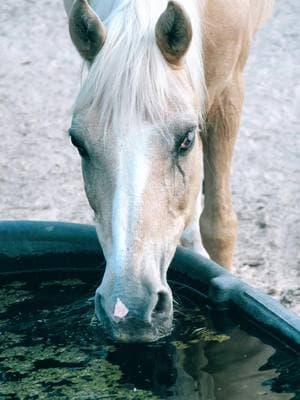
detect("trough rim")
[0,220,299,353]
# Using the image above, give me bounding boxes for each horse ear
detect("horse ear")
[155,1,192,66]
[68,0,106,63]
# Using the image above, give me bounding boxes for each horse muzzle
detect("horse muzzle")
[95,285,173,343]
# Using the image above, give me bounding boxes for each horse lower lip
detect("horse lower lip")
[96,308,172,342]
[111,333,162,343]
[109,323,172,343]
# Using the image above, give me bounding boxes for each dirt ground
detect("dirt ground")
[0,1,299,314]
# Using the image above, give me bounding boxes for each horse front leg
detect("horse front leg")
[200,74,244,269]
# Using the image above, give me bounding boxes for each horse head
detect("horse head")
[66,0,204,342]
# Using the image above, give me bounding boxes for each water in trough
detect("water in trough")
[0,270,298,400]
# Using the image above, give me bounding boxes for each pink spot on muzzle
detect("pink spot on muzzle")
[113,298,129,319]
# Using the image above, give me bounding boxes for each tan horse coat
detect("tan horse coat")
[200,0,273,267]
[63,0,273,269]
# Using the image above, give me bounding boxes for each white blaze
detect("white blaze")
[111,129,150,269]
[113,297,129,318]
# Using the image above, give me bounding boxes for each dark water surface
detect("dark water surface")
[0,271,298,400]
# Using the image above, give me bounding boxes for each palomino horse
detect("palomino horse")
[63,0,273,342]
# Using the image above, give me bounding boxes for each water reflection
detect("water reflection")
[109,329,297,399]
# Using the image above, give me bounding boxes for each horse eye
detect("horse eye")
[70,136,89,159]
[178,129,195,154]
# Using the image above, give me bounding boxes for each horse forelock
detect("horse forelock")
[73,0,205,135]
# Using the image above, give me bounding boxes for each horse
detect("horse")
[63,0,273,342]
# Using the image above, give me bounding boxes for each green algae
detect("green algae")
[40,278,85,288]
[0,357,159,399]
[0,332,25,349]
[0,343,88,373]
[5,281,27,289]
[173,327,229,350]
[0,286,33,313]
[0,331,159,399]
[172,340,190,350]
[191,327,230,343]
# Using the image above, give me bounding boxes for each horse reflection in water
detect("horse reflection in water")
[63,0,273,342]
[107,330,293,400]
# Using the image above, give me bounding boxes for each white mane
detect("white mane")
[74,0,205,134]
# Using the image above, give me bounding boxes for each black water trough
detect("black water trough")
[0,220,299,352]
[0,221,299,399]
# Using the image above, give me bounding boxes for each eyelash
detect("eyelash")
[177,129,196,155]
[70,135,89,159]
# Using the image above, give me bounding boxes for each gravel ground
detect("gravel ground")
[0,1,299,314]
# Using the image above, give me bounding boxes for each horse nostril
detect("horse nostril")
[153,291,169,314]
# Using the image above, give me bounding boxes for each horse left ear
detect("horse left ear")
[68,0,106,63]
[155,1,192,66]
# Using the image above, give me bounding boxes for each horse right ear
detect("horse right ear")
[155,1,192,66]
[68,0,106,63]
